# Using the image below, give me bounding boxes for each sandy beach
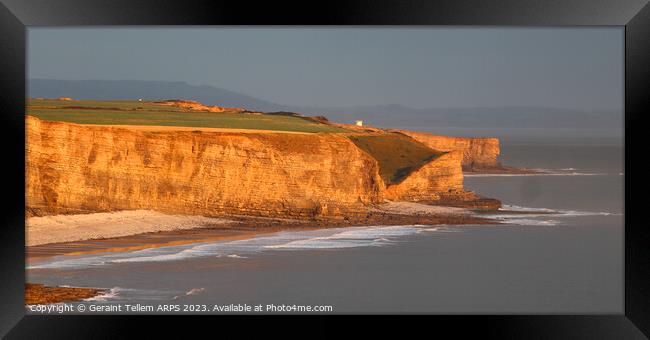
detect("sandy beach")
[26,210,234,247]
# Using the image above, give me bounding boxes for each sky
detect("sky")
[28,27,623,111]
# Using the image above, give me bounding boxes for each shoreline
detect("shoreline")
[26,204,499,304]
[26,223,321,263]
[27,204,495,262]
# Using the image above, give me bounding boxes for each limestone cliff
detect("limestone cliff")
[26,116,385,219]
[394,130,500,171]
[26,116,482,219]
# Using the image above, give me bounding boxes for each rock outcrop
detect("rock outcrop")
[394,130,500,171]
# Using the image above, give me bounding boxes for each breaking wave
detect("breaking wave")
[83,287,124,302]
[483,204,619,226]
[79,286,174,303]
[464,168,604,177]
[264,226,423,250]
[28,225,459,269]
[185,287,205,296]
[27,205,620,270]
[499,204,615,217]
[498,218,561,226]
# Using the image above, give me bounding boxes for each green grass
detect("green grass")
[26,99,350,133]
[348,133,445,185]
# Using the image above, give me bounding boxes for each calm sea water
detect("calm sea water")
[27,139,624,314]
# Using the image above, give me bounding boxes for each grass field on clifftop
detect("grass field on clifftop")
[26,99,349,133]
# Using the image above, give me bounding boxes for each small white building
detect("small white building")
[355,120,364,127]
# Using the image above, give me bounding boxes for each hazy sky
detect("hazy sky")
[28,27,623,111]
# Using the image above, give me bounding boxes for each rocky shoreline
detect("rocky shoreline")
[25,283,106,305]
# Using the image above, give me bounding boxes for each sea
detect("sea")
[26,128,624,314]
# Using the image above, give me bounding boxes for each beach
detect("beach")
[26,210,235,247]
[27,203,491,253]
[25,203,494,303]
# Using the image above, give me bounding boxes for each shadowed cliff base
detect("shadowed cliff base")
[419,194,503,210]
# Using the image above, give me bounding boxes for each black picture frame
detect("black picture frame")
[1,0,648,338]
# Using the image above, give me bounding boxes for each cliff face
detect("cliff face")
[26,116,477,219]
[26,116,385,219]
[383,150,464,201]
[395,130,500,170]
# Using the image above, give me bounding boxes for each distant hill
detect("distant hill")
[29,79,622,130]
[28,79,286,112]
